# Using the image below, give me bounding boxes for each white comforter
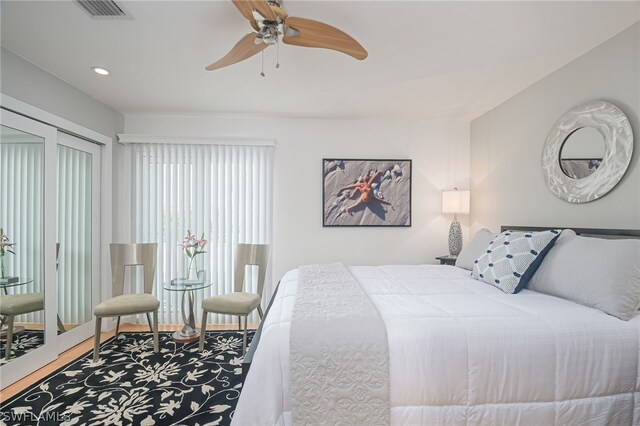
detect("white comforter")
[233,265,640,425]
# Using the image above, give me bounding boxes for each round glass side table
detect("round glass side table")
[163,280,212,343]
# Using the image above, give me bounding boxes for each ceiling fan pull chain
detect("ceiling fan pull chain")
[260,50,266,77]
[276,39,280,69]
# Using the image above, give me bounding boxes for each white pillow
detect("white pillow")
[455,228,496,270]
[528,229,640,321]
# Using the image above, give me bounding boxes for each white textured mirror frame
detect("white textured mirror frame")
[542,100,634,203]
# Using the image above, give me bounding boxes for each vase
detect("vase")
[0,255,4,279]
[187,256,198,281]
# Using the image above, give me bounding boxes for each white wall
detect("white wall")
[122,114,470,284]
[470,23,640,233]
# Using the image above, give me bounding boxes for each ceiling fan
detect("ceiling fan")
[205,0,368,73]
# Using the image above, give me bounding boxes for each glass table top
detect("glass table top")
[0,277,33,289]
[163,278,212,292]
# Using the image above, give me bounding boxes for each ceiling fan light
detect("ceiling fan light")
[259,26,273,37]
[257,25,278,44]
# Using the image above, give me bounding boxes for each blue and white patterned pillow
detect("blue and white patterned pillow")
[471,229,561,294]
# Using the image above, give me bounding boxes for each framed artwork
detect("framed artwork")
[323,158,412,227]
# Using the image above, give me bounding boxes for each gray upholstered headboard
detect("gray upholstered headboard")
[500,226,640,239]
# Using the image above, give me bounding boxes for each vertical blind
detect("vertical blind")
[57,144,92,326]
[0,142,43,324]
[132,143,274,324]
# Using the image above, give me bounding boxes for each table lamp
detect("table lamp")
[442,188,470,256]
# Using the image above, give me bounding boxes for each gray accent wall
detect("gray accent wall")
[470,23,639,232]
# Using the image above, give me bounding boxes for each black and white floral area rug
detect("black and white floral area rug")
[0,330,255,426]
[0,330,45,365]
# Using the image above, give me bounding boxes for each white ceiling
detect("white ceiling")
[1,1,639,120]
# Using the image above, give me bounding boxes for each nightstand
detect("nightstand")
[436,255,457,266]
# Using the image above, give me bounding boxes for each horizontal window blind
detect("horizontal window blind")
[132,143,273,324]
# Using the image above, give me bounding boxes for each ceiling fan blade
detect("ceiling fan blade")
[231,0,276,22]
[283,17,368,60]
[205,33,267,71]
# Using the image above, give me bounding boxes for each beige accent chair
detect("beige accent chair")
[0,243,67,360]
[93,243,159,362]
[0,294,67,360]
[199,244,269,354]
[0,294,44,360]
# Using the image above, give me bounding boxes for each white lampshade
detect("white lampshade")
[442,189,470,214]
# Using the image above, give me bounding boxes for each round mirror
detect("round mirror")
[559,127,605,179]
[541,100,633,203]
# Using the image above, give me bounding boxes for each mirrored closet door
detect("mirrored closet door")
[0,109,103,388]
[0,109,57,386]
[56,133,101,350]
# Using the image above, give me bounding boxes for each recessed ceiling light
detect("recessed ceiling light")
[91,66,110,76]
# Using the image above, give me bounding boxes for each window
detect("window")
[132,143,273,324]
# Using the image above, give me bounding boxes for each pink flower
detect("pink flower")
[0,228,15,256]
[180,230,207,257]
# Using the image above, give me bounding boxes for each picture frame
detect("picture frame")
[322,158,412,227]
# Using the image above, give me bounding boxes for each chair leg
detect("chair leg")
[238,315,241,331]
[146,313,153,333]
[93,317,102,362]
[115,316,121,337]
[5,316,15,361]
[199,311,208,352]
[257,305,264,320]
[243,315,248,355]
[152,311,159,353]
[57,315,66,333]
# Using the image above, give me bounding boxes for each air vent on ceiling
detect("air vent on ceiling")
[76,0,127,17]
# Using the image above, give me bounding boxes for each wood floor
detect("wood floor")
[0,322,257,402]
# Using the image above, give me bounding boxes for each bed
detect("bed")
[234,227,640,425]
